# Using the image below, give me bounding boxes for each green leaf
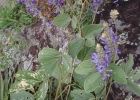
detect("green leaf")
[82,24,103,37]
[127,79,140,96]
[38,48,60,78]
[68,38,85,58]
[75,59,96,75]
[84,72,103,93]
[62,52,72,73]
[77,46,90,61]
[73,72,91,87]
[109,63,127,84]
[53,13,71,28]
[10,91,35,100]
[85,34,95,47]
[39,58,59,78]
[52,53,72,84]
[94,83,105,99]
[120,54,134,75]
[38,48,60,63]
[77,46,95,61]
[0,71,3,100]
[35,79,48,100]
[15,70,42,84]
[70,89,95,100]
[72,16,77,29]
[128,70,140,81]
[52,65,71,84]
[9,81,34,93]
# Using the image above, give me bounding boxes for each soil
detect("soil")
[95,0,140,100]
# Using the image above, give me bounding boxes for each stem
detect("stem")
[92,7,99,24]
[65,59,75,100]
[54,79,62,100]
[4,67,9,100]
[105,78,112,100]
[54,63,62,100]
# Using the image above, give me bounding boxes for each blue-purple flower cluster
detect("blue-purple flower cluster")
[48,0,64,7]
[17,0,47,26]
[47,0,64,15]
[100,27,119,55]
[91,44,111,81]
[91,22,119,81]
[92,0,103,9]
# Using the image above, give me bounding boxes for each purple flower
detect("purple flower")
[31,0,35,4]
[42,19,46,26]
[55,10,60,15]
[116,49,121,54]
[56,0,64,7]
[48,22,54,28]
[17,0,21,3]
[37,7,40,11]
[91,26,119,81]
[114,0,119,7]
[21,0,25,4]
[91,52,111,81]
[48,0,53,5]
[30,9,35,14]
[92,0,103,9]
[109,27,118,42]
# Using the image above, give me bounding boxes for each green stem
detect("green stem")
[4,67,9,100]
[54,79,62,100]
[92,7,99,24]
[54,63,62,100]
[105,78,112,100]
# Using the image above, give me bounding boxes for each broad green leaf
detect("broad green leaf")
[52,53,72,84]
[35,79,48,100]
[53,13,71,28]
[82,24,103,37]
[68,38,85,58]
[77,46,90,61]
[109,63,127,84]
[38,48,60,78]
[75,59,96,75]
[120,54,134,75]
[73,72,91,87]
[39,58,59,78]
[127,79,140,96]
[89,98,95,100]
[72,16,77,29]
[94,83,105,99]
[10,91,34,100]
[70,89,95,100]
[62,52,72,73]
[15,70,42,84]
[128,70,140,81]
[9,80,34,93]
[77,46,95,61]
[52,65,70,84]
[0,71,3,100]
[38,48,60,63]
[84,72,103,93]
[85,34,95,47]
